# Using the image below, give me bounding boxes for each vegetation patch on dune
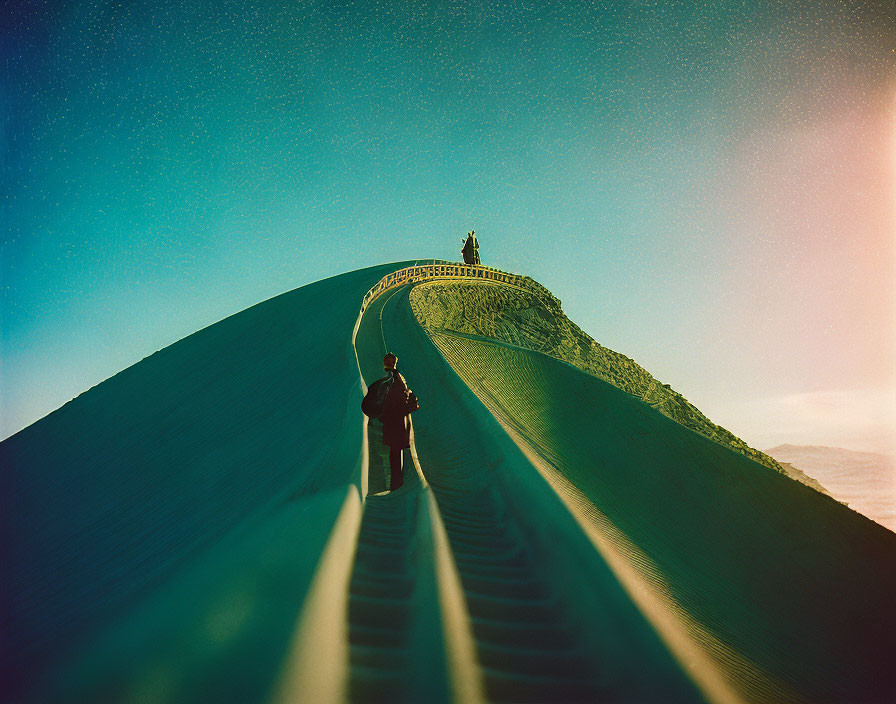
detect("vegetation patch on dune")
[409,279,823,490]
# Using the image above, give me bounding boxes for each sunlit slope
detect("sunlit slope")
[0,262,407,702]
[410,280,825,491]
[362,284,704,703]
[425,328,896,704]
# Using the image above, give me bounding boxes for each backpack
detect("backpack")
[361,376,394,419]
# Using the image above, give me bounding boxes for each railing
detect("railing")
[359,260,560,316]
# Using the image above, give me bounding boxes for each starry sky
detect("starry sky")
[2,0,895,453]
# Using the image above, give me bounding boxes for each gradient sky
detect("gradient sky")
[3,0,894,453]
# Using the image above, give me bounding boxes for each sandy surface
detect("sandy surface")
[6,264,893,704]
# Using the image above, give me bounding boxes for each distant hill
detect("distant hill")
[765,444,896,532]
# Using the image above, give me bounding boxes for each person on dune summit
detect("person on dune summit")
[461,230,480,265]
[380,353,419,491]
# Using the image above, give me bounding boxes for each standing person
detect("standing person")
[379,352,419,491]
[461,230,480,266]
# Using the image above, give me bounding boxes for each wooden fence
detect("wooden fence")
[359,260,559,316]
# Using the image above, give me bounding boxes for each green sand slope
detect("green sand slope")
[410,280,827,493]
[423,326,896,703]
[1,262,409,702]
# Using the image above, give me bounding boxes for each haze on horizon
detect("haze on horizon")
[2,0,894,456]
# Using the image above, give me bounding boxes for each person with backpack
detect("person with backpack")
[361,352,419,491]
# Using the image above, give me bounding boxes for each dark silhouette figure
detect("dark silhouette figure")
[461,230,480,265]
[379,352,419,491]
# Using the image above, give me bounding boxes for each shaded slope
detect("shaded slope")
[359,284,704,703]
[1,262,409,701]
[410,280,801,480]
[426,328,896,703]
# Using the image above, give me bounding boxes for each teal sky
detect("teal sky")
[3,1,894,452]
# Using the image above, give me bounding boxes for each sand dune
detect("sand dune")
[4,263,894,703]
